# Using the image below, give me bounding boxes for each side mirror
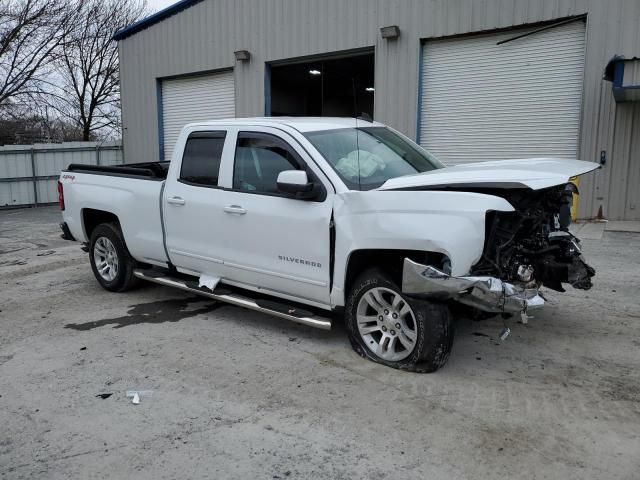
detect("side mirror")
[277,170,316,199]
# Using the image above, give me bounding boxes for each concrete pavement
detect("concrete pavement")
[1,206,639,479]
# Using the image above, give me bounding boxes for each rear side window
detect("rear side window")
[233,132,301,194]
[179,132,226,186]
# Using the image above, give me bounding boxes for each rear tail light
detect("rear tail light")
[57,181,65,210]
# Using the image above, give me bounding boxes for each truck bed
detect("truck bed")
[60,165,169,266]
[66,161,170,180]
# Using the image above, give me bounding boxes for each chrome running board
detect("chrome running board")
[133,269,332,330]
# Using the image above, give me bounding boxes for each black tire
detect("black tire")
[345,268,453,373]
[89,223,140,292]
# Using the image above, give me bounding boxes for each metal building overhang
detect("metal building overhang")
[112,0,205,41]
[604,56,640,102]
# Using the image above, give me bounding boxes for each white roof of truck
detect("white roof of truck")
[185,117,385,133]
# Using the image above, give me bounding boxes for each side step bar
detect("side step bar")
[133,269,332,330]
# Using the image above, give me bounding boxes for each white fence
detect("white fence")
[0,141,123,208]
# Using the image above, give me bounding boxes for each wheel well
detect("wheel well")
[82,209,119,240]
[345,249,448,294]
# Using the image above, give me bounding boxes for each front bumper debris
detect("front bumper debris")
[402,258,544,313]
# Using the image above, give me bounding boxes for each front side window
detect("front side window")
[233,132,302,194]
[180,132,226,186]
[305,127,444,190]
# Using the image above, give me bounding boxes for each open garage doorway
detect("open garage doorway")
[268,50,375,118]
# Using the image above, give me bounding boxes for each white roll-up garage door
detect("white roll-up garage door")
[161,71,235,160]
[419,21,586,165]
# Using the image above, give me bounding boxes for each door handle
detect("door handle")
[224,205,247,215]
[167,196,185,206]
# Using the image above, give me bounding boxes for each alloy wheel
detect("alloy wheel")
[93,237,119,282]
[356,287,418,361]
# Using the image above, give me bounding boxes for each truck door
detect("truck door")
[216,128,334,306]
[162,130,234,278]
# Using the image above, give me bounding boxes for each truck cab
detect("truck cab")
[162,121,338,308]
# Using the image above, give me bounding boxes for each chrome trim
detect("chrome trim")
[169,249,224,264]
[402,258,544,314]
[218,277,332,310]
[168,251,327,287]
[133,269,332,330]
[223,260,328,287]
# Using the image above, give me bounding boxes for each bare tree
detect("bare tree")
[0,109,86,144]
[48,0,146,140]
[0,0,74,114]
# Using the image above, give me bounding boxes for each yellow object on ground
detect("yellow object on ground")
[570,176,580,221]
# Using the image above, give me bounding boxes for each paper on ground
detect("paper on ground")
[126,390,153,398]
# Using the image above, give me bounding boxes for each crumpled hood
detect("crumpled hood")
[379,158,599,191]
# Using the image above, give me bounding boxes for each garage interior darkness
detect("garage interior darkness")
[269,52,375,118]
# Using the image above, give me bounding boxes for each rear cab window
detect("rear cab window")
[179,131,227,187]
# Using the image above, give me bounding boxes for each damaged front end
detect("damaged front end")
[402,183,596,314]
[402,259,544,313]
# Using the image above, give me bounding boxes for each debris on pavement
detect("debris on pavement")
[520,311,532,324]
[126,390,153,405]
[95,393,113,399]
[500,327,511,341]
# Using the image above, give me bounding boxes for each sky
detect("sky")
[147,0,181,12]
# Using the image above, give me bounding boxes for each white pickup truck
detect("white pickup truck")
[59,117,598,372]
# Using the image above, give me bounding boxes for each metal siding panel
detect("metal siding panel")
[100,148,123,166]
[0,143,122,207]
[607,104,634,219]
[161,71,235,160]
[34,148,72,176]
[577,0,640,219]
[419,21,586,164]
[36,179,57,203]
[623,104,640,219]
[0,151,30,178]
[0,180,33,207]
[117,0,639,219]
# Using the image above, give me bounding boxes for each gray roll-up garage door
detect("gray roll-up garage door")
[419,21,586,165]
[161,71,235,160]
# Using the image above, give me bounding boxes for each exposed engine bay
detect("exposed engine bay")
[469,183,595,291]
[401,182,596,315]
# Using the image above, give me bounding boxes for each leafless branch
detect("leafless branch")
[45,0,147,140]
[0,0,76,112]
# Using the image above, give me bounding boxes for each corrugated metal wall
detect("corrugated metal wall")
[118,0,640,220]
[0,142,123,208]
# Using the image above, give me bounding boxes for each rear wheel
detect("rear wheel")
[345,268,453,373]
[89,223,140,292]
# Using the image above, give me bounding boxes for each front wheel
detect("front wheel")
[345,269,453,373]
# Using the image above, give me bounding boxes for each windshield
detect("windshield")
[304,126,444,190]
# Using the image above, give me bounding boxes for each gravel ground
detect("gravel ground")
[1,206,639,479]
